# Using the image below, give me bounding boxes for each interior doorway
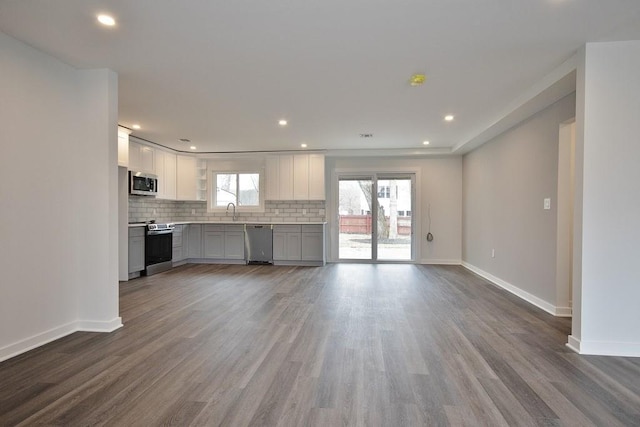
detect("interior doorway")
[556,120,576,316]
[337,173,415,261]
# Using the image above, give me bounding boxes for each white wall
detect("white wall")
[462,94,576,315]
[326,156,462,263]
[570,41,640,356]
[0,32,121,361]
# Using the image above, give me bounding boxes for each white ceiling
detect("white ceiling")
[2,0,640,154]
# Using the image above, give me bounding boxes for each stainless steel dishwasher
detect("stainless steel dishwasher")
[245,224,273,264]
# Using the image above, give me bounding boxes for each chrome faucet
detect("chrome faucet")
[226,202,237,221]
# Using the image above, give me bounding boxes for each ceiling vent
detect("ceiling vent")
[359,133,373,138]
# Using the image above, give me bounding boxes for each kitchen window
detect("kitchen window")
[209,171,264,212]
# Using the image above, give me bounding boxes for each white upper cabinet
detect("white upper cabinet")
[293,155,309,200]
[265,155,293,200]
[156,150,176,200]
[117,127,130,167]
[128,141,141,171]
[308,154,325,200]
[265,156,279,200]
[176,155,198,201]
[266,154,324,201]
[176,155,207,201]
[129,140,155,174]
[165,152,177,199]
[279,155,294,200]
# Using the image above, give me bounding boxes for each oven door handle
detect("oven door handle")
[147,229,174,235]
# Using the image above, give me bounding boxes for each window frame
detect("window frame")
[208,170,265,213]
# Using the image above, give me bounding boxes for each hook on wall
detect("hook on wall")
[426,204,434,242]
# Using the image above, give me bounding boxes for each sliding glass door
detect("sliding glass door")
[376,177,413,260]
[338,177,373,260]
[337,174,414,261]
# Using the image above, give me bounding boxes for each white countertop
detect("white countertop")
[129,221,327,227]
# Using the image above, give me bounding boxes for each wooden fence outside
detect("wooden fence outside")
[339,215,411,235]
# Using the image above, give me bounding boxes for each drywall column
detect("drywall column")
[0,33,121,362]
[570,41,640,356]
[74,69,122,330]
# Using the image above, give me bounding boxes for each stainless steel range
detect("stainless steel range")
[144,223,174,276]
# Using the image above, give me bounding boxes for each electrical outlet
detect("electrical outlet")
[319,209,325,216]
[153,209,157,215]
[191,209,195,215]
[544,198,551,210]
[275,209,279,215]
[491,249,495,258]
[302,209,307,215]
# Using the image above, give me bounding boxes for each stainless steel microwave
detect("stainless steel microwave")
[129,171,158,196]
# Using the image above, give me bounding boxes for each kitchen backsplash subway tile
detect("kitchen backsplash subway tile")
[128,197,326,223]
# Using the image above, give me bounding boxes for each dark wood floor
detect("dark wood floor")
[1,264,639,426]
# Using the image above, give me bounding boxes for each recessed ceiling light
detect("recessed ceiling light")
[132,124,141,130]
[190,146,197,150]
[97,14,116,26]
[410,74,427,86]
[444,115,454,121]
[423,140,430,145]
[301,143,307,148]
[278,119,288,126]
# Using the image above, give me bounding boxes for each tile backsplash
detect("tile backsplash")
[129,197,326,223]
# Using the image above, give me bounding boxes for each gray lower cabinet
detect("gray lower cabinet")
[203,225,224,258]
[273,225,301,261]
[187,224,202,258]
[224,227,245,259]
[301,224,325,263]
[172,225,185,263]
[274,224,324,265]
[203,224,245,260]
[128,227,145,274]
[163,222,323,267]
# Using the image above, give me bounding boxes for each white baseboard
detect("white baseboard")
[568,337,640,357]
[555,306,573,317]
[461,261,569,317]
[0,317,123,363]
[77,317,123,333]
[419,259,462,265]
[566,335,581,353]
[0,321,77,362]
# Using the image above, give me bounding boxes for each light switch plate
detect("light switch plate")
[544,198,551,210]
